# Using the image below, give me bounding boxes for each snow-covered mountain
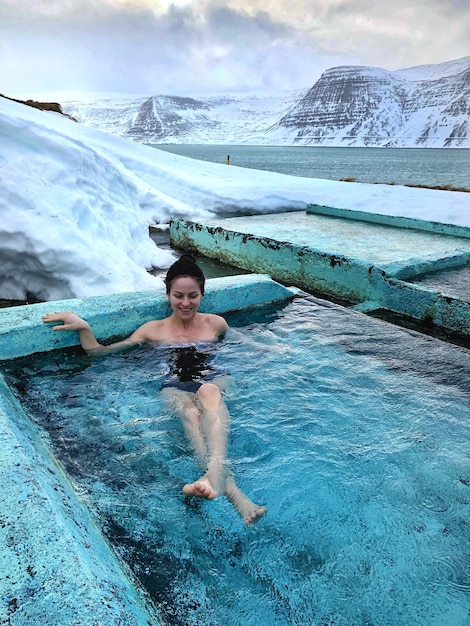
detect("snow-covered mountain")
[60,57,469,148]
[273,58,470,147]
[61,90,306,144]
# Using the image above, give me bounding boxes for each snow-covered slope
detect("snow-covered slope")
[58,57,470,148]
[2,94,468,301]
[395,56,470,81]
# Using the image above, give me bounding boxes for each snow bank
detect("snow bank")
[0,96,468,301]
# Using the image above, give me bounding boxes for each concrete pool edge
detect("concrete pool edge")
[0,274,297,361]
[0,373,159,625]
[0,274,297,624]
[169,216,470,339]
[306,203,470,239]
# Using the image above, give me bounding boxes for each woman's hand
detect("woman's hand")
[41,310,90,332]
[42,310,136,355]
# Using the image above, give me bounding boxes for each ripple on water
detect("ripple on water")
[2,297,470,626]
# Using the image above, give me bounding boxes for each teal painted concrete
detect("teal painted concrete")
[169,214,470,338]
[171,219,374,302]
[380,251,470,281]
[307,203,470,239]
[0,274,296,361]
[0,374,158,625]
[371,274,470,335]
[170,212,470,266]
[0,274,296,625]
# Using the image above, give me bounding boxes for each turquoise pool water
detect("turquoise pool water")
[3,296,470,626]
[411,264,470,302]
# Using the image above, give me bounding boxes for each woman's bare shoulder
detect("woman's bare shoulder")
[204,313,228,333]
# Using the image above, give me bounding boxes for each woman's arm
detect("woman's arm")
[41,311,146,355]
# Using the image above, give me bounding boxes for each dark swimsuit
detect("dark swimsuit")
[160,343,225,393]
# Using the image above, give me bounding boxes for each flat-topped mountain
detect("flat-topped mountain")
[60,57,469,148]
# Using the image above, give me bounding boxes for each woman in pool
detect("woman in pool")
[42,254,266,525]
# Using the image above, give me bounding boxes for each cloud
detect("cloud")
[0,0,468,96]
[0,2,333,95]
[309,0,470,69]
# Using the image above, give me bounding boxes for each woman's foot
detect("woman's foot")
[224,473,267,525]
[182,477,217,499]
[243,505,268,526]
[183,460,228,500]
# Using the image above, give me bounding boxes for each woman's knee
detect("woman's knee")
[197,382,221,405]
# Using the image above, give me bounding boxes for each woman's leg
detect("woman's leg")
[182,382,229,499]
[183,383,267,524]
[160,386,225,497]
[224,472,267,525]
[160,387,207,460]
[161,384,267,523]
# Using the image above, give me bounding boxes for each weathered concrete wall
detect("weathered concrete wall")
[381,251,470,281]
[169,219,378,304]
[0,274,296,361]
[169,217,470,338]
[0,374,159,625]
[306,204,470,239]
[371,273,470,335]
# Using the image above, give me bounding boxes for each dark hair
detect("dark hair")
[164,254,205,295]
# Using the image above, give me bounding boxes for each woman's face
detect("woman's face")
[168,275,203,320]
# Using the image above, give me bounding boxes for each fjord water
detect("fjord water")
[155,145,470,188]
[4,296,469,626]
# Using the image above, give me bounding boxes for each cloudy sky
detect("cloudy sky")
[1,0,469,98]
